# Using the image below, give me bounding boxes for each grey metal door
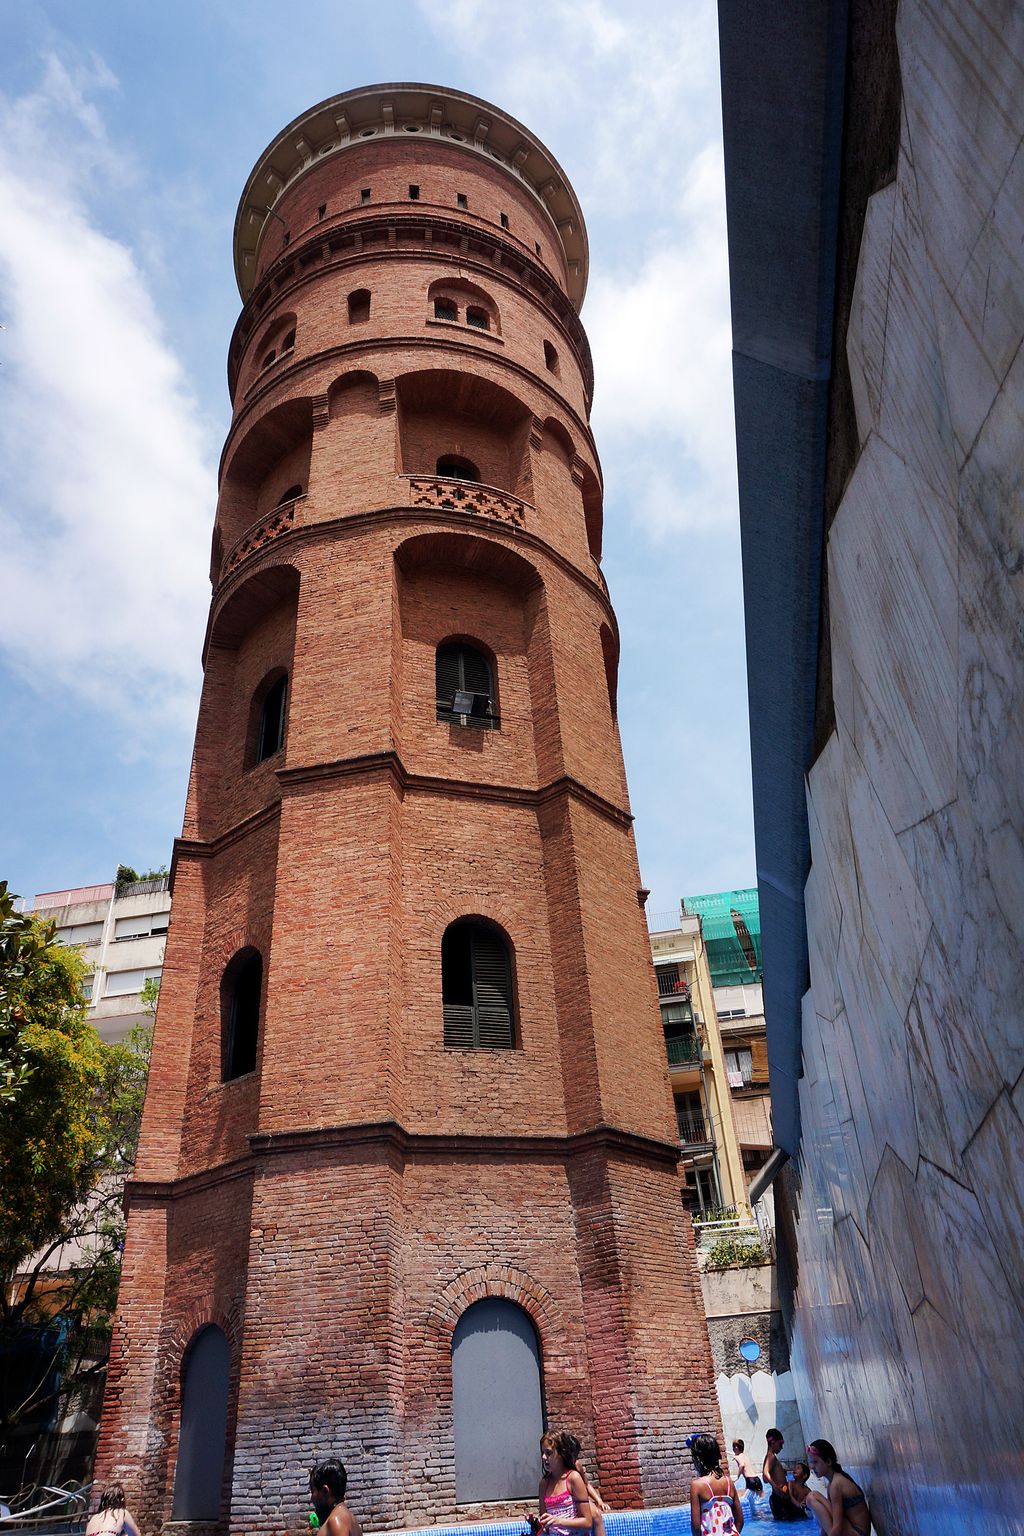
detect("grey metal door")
[452,1298,544,1502]
[171,1325,230,1519]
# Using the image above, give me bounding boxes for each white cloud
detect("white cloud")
[0,56,214,734]
[414,0,738,536]
[587,145,738,534]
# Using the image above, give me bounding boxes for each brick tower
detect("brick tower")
[96,85,718,1534]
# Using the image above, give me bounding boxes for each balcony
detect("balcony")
[403,473,528,528]
[656,969,690,999]
[677,1110,714,1148]
[224,495,303,576]
[665,1035,703,1069]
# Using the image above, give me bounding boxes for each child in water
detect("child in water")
[688,1433,744,1536]
[537,1432,594,1536]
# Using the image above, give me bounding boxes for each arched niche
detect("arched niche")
[217,399,314,554]
[451,1298,543,1502]
[328,369,379,419]
[393,531,562,775]
[542,416,575,468]
[600,623,618,720]
[396,369,532,498]
[171,1324,230,1520]
[247,310,297,390]
[427,277,501,335]
[580,462,603,563]
[208,563,301,653]
[394,530,542,598]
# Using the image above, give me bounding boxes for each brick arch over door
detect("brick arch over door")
[428,1263,558,1344]
[159,1299,244,1527]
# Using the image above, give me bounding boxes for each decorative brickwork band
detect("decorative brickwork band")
[224,497,301,574]
[404,474,526,526]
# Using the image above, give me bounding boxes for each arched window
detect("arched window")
[544,340,559,375]
[436,641,496,728]
[434,298,457,322]
[436,455,479,482]
[221,949,263,1080]
[452,1299,543,1501]
[280,328,296,353]
[441,920,515,1048]
[275,485,303,508]
[466,306,490,331]
[260,349,276,370]
[171,1325,230,1519]
[257,674,288,762]
[348,289,371,324]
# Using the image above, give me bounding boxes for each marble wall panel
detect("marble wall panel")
[828,440,957,833]
[781,2,1024,1530]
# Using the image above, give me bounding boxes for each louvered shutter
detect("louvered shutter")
[443,924,477,1046]
[472,930,514,1048]
[461,646,492,699]
[436,644,462,718]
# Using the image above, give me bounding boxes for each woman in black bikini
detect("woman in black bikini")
[802,1442,870,1536]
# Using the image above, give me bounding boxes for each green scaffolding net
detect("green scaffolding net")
[682,888,762,987]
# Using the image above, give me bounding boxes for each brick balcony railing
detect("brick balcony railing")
[224,495,303,575]
[403,474,528,527]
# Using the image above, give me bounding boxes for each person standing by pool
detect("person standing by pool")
[804,1441,870,1536]
[309,1456,362,1536]
[731,1440,763,1495]
[86,1484,142,1536]
[763,1430,806,1521]
[687,1432,744,1535]
[538,1431,593,1536]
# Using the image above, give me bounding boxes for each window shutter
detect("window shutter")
[443,1002,477,1048]
[436,644,462,717]
[461,647,492,699]
[472,931,514,1048]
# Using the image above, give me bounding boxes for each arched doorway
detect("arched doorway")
[171,1324,230,1519]
[452,1298,543,1501]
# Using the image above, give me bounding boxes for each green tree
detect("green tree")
[0,884,152,1443]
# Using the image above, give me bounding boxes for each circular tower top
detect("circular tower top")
[233,82,589,310]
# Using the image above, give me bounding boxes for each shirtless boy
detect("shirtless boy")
[309,1457,362,1536]
[763,1431,806,1522]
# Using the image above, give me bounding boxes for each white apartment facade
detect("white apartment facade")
[28,876,171,1041]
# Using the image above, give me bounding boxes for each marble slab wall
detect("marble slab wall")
[786,2,1024,1531]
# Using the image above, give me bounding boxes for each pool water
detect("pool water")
[393,1495,776,1536]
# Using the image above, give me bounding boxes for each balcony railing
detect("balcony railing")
[677,1110,714,1147]
[224,495,303,576]
[657,970,690,998]
[665,1035,703,1068]
[404,473,528,527]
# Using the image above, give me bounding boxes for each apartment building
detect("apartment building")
[27,875,171,1041]
[683,889,772,1190]
[648,888,771,1212]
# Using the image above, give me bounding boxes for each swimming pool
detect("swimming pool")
[389,1495,777,1536]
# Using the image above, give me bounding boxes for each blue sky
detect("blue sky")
[0,0,754,912]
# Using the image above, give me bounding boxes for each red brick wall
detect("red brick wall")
[97,102,721,1536]
[251,140,568,294]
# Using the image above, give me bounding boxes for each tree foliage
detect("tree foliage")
[0,883,153,1438]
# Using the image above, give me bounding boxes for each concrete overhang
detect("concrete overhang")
[718,1,849,1154]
